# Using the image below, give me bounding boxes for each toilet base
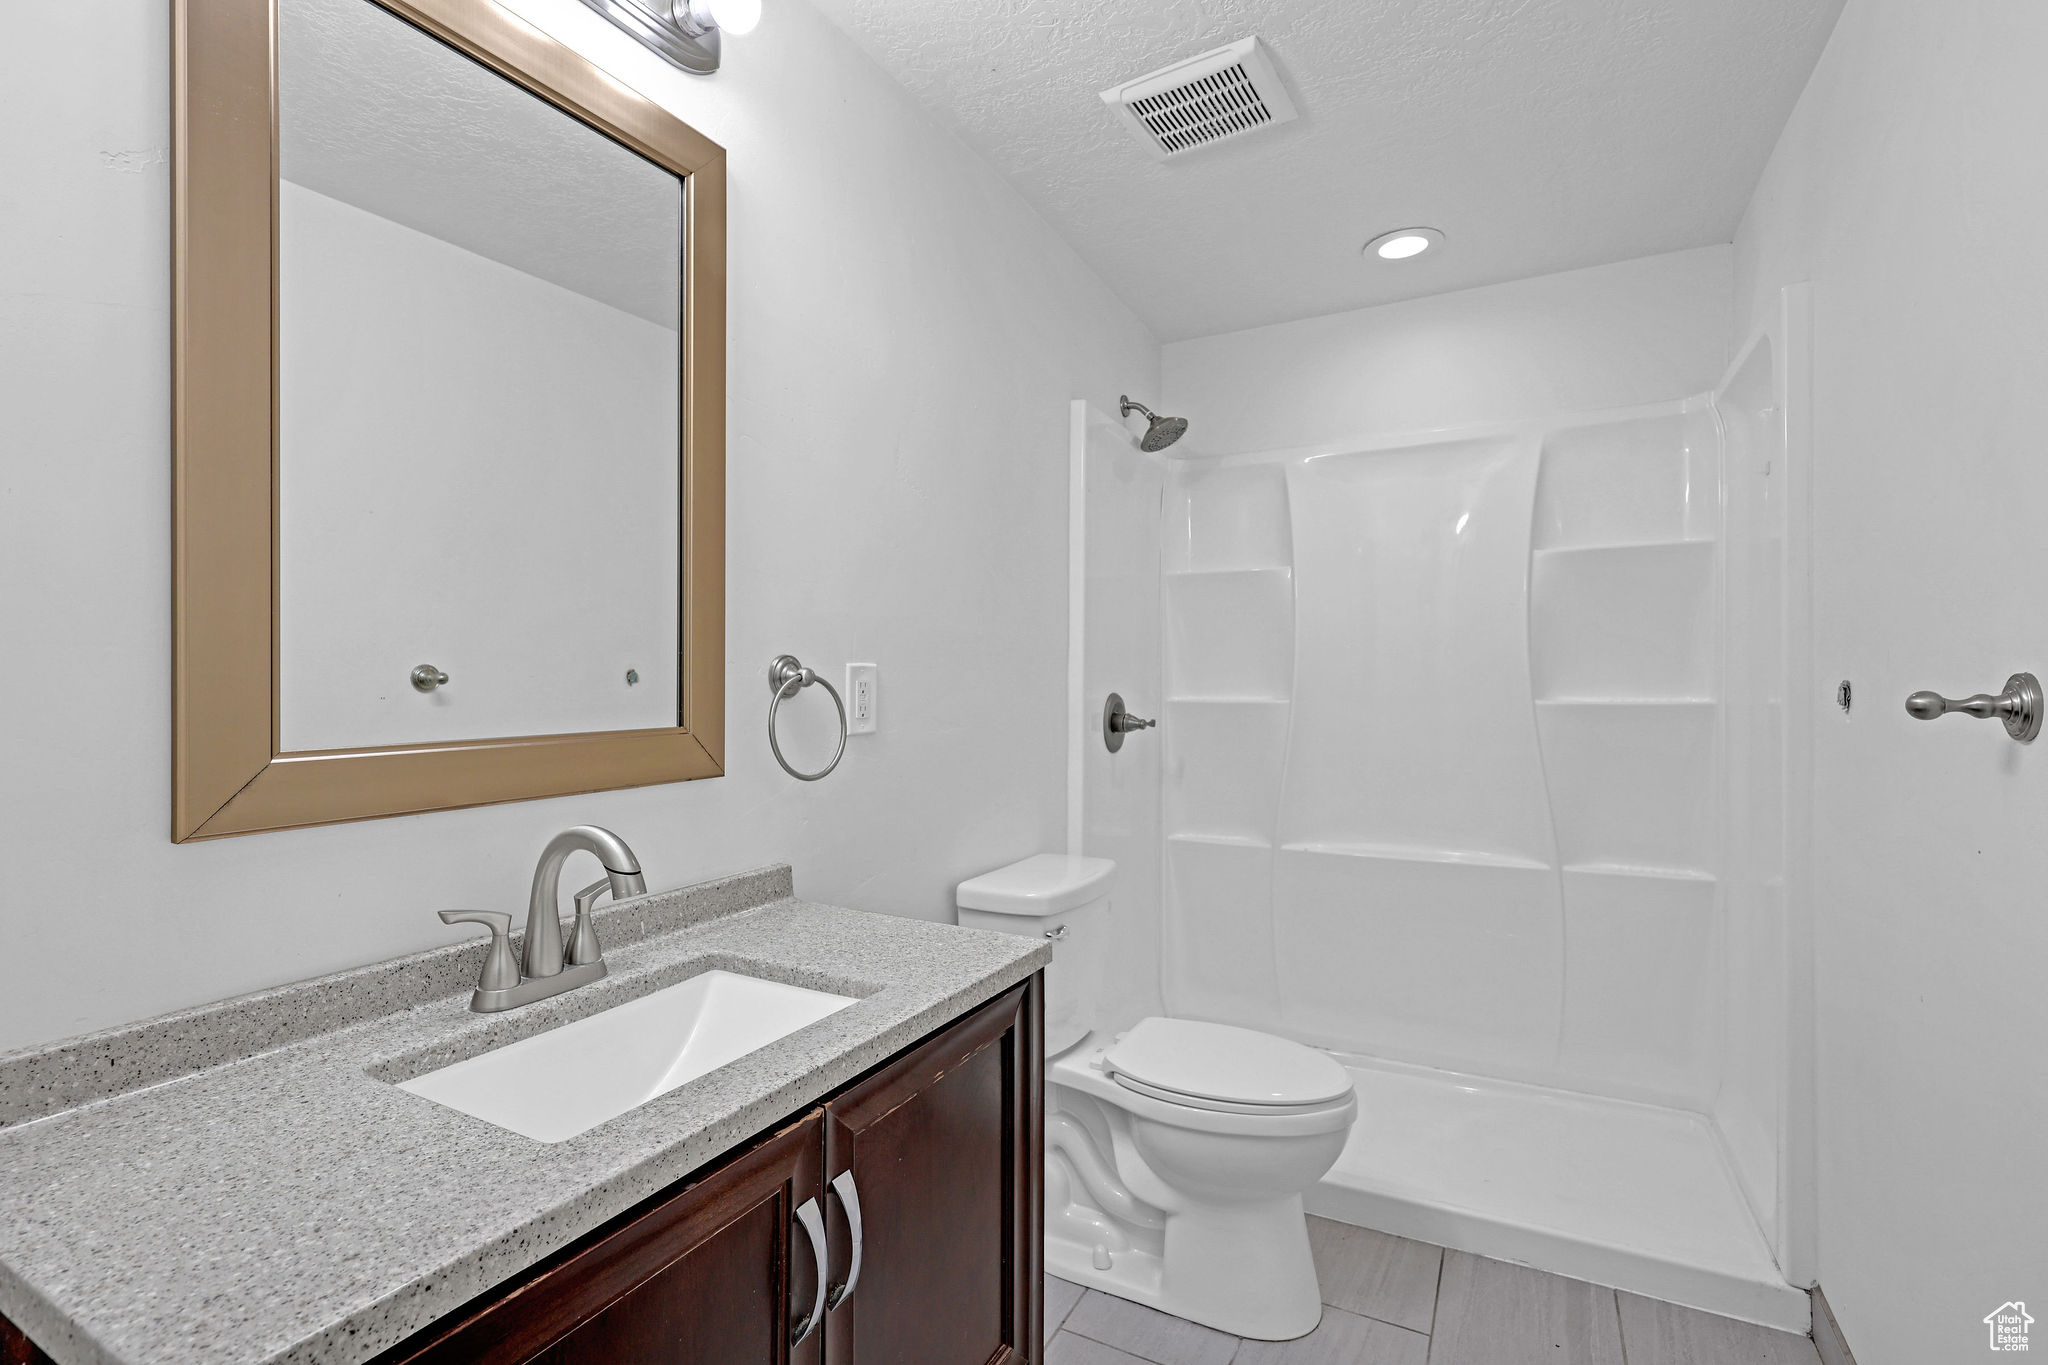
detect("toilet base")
[1046,1078,1331,1340]
[1047,1192,1324,1340]
[1043,1030,1354,1341]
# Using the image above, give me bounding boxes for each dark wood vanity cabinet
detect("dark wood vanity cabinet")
[374,975,1042,1365]
[379,1111,827,1365]
[824,979,1042,1365]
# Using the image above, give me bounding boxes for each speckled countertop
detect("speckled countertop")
[0,866,1047,1365]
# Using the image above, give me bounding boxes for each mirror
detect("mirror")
[278,0,683,749]
[172,0,726,840]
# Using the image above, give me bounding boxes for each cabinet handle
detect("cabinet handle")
[827,1170,864,1310]
[791,1196,828,1347]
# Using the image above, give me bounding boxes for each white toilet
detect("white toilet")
[957,854,1357,1341]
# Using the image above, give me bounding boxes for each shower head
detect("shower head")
[1119,395,1189,452]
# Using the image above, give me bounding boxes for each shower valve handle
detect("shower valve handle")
[1102,693,1156,753]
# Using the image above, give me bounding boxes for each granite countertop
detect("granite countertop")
[0,866,1047,1365]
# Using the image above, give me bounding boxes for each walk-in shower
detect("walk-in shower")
[1067,285,1815,1334]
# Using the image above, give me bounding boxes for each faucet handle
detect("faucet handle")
[567,879,610,968]
[439,910,520,992]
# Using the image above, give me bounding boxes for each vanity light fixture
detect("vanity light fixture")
[573,0,761,74]
[1364,226,1443,260]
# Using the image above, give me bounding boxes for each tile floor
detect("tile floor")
[1044,1217,1823,1365]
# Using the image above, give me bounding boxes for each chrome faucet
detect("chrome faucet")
[524,825,646,976]
[439,825,647,1013]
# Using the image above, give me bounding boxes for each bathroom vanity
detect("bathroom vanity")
[370,982,1038,1364]
[0,867,1045,1365]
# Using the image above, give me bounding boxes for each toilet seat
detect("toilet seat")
[1103,1018,1354,1115]
[1108,1072,1356,1116]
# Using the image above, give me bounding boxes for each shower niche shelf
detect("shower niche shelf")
[1532,536,1715,559]
[1169,830,1272,850]
[1277,841,1550,872]
[1163,565,1293,579]
[1166,461,1293,573]
[1531,532,1720,560]
[1563,861,1717,883]
[1531,407,1720,552]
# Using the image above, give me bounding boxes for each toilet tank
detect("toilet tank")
[956,854,1115,1056]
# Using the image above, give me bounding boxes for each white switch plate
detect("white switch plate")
[845,663,877,734]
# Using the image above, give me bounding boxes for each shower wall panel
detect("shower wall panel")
[1272,435,1563,1073]
[1164,836,1280,1025]
[1280,437,1551,859]
[1272,851,1564,1072]
[1714,331,1792,1257]
[1530,544,1717,699]
[1556,869,1719,1099]
[1162,405,1728,1106]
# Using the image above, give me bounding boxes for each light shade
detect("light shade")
[692,0,761,34]
[1364,226,1444,261]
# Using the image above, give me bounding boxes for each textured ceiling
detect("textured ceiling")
[281,0,681,327]
[806,0,1845,340]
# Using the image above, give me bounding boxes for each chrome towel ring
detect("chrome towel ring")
[767,653,847,781]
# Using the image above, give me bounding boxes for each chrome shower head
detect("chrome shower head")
[1119,395,1189,452]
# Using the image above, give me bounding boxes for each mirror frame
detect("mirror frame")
[171,0,726,841]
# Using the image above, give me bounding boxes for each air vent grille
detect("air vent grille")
[1101,37,1299,160]
[1131,65,1270,153]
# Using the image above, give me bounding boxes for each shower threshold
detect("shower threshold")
[1307,1053,1809,1333]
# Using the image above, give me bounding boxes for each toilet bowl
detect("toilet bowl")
[957,855,1358,1340]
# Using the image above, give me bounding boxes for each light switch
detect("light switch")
[845,663,877,734]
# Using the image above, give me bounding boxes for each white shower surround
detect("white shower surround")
[1162,401,1724,1101]
[1074,282,1814,1330]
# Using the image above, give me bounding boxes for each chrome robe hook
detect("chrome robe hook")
[1904,672,2042,742]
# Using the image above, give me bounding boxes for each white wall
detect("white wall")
[0,0,1155,1053]
[1733,2,2048,1357]
[279,181,680,749]
[1161,246,1732,456]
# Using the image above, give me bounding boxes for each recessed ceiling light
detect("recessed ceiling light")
[1365,227,1443,261]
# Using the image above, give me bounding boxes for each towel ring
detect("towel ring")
[767,654,847,782]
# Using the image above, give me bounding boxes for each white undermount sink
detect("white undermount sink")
[399,970,858,1142]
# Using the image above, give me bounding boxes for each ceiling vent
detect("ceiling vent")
[1100,37,1299,160]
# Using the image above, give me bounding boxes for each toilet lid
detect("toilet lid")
[1103,1018,1354,1109]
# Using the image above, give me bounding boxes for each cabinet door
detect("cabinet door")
[823,976,1043,1365]
[375,1111,827,1365]
[0,1315,53,1365]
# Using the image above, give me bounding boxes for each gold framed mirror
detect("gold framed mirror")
[171,0,725,842]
